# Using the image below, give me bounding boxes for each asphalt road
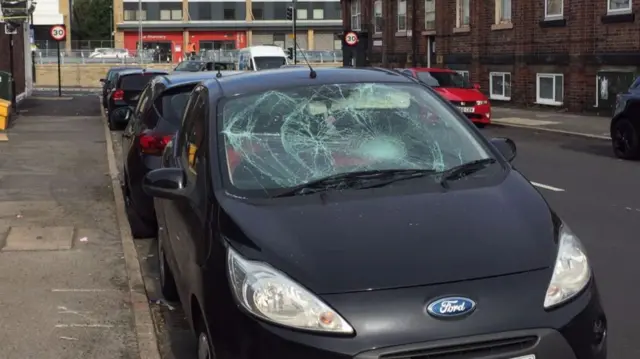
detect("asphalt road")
[110,120,640,359]
[482,126,640,359]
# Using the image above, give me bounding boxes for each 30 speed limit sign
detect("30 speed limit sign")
[345,31,359,46]
[50,25,66,41]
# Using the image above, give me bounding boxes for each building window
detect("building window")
[123,9,146,21]
[189,2,246,21]
[489,72,511,101]
[544,0,563,18]
[252,8,263,20]
[425,0,435,30]
[313,8,324,19]
[457,70,470,80]
[373,0,383,33]
[495,0,511,23]
[608,0,632,13]
[297,8,308,19]
[223,8,235,20]
[350,0,361,30]
[536,73,564,105]
[160,9,182,20]
[456,0,470,27]
[397,0,407,31]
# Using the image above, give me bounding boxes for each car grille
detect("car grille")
[378,336,537,359]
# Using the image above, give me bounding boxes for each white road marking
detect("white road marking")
[51,289,112,292]
[59,336,79,341]
[531,182,565,192]
[55,324,114,328]
[493,117,560,126]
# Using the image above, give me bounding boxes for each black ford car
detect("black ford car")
[143,67,606,359]
[106,68,168,130]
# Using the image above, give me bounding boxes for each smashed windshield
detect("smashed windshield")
[220,83,492,193]
[417,71,473,89]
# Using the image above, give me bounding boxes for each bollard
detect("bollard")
[0,99,11,130]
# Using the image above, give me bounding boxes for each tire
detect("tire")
[195,320,215,359]
[123,180,157,238]
[108,111,119,131]
[158,230,179,301]
[611,117,640,160]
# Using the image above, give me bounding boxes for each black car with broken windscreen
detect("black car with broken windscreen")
[107,68,168,130]
[142,67,606,359]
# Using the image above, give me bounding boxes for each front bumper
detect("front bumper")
[212,270,606,359]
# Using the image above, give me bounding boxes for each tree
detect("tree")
[72,0,112,41]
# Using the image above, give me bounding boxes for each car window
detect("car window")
[219,82,493,195]
[120,73,162,90]
[134,85,153,118]
[629,77,640,91]
[418,71,473,89]
[253,56,286,71]
[180,89,207,175]
[147,84,196,132]
[175,61,204,71]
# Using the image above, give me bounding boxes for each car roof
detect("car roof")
[159,71,243,88]
[408,67,456,73]
[207,67,414,95]
[117,68,169,77]
[108,66,141,74]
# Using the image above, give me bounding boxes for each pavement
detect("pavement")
[492,106,611,140]
[0,95,159,359]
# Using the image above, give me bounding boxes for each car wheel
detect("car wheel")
[612,118,640,160]
[108,111,120,131]
[123,179,157,238]
[158,229,179,301]
[196,322,215,359]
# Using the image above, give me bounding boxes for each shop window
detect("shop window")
[536,73,563,106]
[489,72,511,101]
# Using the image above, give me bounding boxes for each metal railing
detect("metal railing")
[34,48,344,65]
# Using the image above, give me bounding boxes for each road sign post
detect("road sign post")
[50,25,66,97]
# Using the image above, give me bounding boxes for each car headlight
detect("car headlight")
[227,246,354,334]
[476,100,488,105]
[544,224,591,309]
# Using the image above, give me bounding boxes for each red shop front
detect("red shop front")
[187,31,247,52]
[123,31,184,63]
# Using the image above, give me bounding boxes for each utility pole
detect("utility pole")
[138,0,143,64]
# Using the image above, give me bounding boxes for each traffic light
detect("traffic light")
[286,47,294,60]
[1,0,30,22]
[286,6,294,21]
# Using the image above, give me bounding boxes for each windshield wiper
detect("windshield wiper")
[272,169,436,197]
[439,158,497,188]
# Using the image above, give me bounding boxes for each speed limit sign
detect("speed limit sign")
[50,25,66,41]
[345,31,359,46]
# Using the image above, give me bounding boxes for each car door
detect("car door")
[164,88,208,282]
[122,83,154,166]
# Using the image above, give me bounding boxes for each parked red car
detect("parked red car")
[399,68,491,127]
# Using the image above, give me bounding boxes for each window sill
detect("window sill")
[535,100,563,106]
[395,31,408,37]
[453,26,470,33]
[539,18,566,27]
[601,12,635,24]
[491,22,513,31]
[422,30,436,35]
[490,95,511,101]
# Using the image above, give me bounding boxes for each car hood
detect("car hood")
[220,171,558,295]
[434,87,487,102]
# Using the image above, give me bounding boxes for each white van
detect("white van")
[237,46,289,71]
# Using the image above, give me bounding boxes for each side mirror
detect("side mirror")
[490,137,517,162]
[473,84,481,90]
[143,168,186,200]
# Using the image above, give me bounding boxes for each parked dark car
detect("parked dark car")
[174,60,235,72]
[106,69,168,130]
[142,67,606,359]
[121,71,242,238]
[100,66,141,110]
[610,76,640,160]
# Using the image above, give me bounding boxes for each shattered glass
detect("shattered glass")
[221,83,491,192]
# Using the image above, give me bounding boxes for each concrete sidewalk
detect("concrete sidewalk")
[491,107,611,140]
[0,95,158,359]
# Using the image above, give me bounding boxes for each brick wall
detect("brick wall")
[342,0,640,113]
[0,23,26,98]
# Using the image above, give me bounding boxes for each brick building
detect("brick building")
[341,0,640,113]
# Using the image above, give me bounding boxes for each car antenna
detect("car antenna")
[294,40,316,79]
